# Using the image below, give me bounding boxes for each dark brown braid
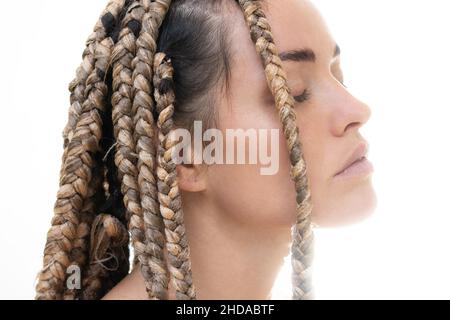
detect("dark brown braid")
[36,0,314,300]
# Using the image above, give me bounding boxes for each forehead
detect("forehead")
[228,0,335,74]
[263,0,335,60]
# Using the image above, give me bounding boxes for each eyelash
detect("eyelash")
[293,79,347,104]
[293,89,311,104]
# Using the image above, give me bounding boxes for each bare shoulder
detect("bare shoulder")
[101,267,148,300]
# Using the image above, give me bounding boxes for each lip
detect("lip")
[333,141,373,178]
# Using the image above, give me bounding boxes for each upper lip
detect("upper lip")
[334,141,369,176]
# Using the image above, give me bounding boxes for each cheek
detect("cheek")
[208,104,300,226]
[296,110,333,224]
[206,145,298,228]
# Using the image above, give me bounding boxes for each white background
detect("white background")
[0,0,449,299]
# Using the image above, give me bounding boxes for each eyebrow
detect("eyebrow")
[279,44,340,63]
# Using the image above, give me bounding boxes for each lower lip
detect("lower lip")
[334,157,374,180]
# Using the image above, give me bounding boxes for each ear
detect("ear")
[176,164,207,192]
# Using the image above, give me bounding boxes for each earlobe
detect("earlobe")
[176,164,207,192]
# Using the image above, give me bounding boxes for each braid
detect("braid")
[130,0,173,300]
[38,0,314,300]
[153,52,196,300]
[63,0,126,157]
[36,0,129,300]
[236,0,315,300]
[66,0,137,300]
[80,68,131,300]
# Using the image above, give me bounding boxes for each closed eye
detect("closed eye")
[294,88,311,104]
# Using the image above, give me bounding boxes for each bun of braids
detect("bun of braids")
[36,0,314,300]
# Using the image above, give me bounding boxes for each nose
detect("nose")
[330,86,372,137]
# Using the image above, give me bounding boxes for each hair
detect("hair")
[35,0,314,300]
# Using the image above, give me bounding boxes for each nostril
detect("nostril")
[344,122,362,132]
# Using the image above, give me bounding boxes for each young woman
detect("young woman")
[36,0,377,300]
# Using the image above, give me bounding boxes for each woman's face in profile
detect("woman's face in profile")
[198,0,377,229]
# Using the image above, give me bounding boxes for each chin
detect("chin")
[311,179,378,228]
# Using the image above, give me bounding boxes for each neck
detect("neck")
[176,192,292,300]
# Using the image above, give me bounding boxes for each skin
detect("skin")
[103,0,377,300]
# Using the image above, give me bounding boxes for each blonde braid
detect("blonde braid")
[153,52,196,300]
[130,0,173,300]
[77,1,143,299]
[63,0,126,159]
[109,0,158,292]
[237,0,315,300]
[36,0,128,300]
